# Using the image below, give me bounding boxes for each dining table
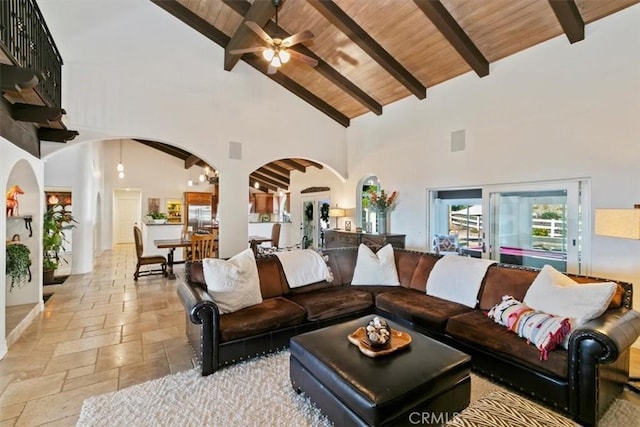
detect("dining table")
[154,238,192,280]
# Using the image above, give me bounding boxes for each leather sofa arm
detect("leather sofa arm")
[177,281,220,324]
[177,281,221,375]
[568,308,640,364]
[567,308,640,425]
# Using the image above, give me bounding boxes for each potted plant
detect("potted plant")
[43,205,76,284]
[6,242,31,291]
[147,211,168,224]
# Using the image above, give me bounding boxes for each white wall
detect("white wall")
[37,0,347,258]
[346,6,640,314]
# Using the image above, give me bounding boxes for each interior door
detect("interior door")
[113,189,141,244]
[301,192,330,249]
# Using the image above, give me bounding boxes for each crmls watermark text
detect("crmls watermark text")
[408,411,460,424]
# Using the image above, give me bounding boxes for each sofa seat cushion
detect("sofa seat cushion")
[286,287,373,321]
[445,310,568,378]
[347,284,401,297]
[375,288,472,333]
[219,297,306,342]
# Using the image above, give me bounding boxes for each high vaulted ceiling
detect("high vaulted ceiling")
[151,0,639,127]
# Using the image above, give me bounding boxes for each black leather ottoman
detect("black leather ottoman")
[290,315,471,426]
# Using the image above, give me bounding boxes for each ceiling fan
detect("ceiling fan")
[229,0,319,75]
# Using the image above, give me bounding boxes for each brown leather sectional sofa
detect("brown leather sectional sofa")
[177,246,640,426]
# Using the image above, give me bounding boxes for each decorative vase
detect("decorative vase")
[378,211,388,234]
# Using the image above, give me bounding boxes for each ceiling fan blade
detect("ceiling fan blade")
[267,65,278,75]
[245,21,273,44]
[282,30,314,47]
[229,46,267,55]
[288,49,319,67]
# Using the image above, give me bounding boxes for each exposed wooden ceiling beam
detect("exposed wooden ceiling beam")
[134,139,190,160]
[150,0,229,46]
[243,53,350,127]
[249,177,278,192]
[11,103,65,124]
[38,128,78,143]
[224,0,382,116]
[262,162,291,176]
[150,0,349,127]
[548,0,584,44]
[280,159,306,172]
[413,0,489,77]
[256,167,290,184]
[224,0,275,71]
[252,171,289,189]
[305,160,324,169]
[0,64,41,93]
[307,0,426,100]
[185,154,201,169]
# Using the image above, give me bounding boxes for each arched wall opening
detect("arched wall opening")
[249,158,347,250]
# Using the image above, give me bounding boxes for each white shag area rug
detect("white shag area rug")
[77,350,640,427]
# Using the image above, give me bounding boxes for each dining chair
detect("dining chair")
[258,223,281,254]
[190,231,217,261]
[133,225,168,280]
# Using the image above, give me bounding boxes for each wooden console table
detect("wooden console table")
[324,230,406,249]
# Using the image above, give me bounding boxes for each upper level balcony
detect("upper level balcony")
[1,0,77,146]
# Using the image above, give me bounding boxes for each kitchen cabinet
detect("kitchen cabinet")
[253,194,274,213]
[324,230,405,249]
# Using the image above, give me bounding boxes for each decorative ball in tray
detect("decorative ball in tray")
[365,316,392,348]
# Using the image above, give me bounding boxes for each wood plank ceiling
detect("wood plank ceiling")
[151,0,639,127]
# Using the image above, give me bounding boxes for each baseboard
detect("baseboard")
[6,302,43,348]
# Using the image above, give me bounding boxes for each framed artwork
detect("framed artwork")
[148,198,160,214]
[345,220,352,231]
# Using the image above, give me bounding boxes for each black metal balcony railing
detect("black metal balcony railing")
[0,0,63,108]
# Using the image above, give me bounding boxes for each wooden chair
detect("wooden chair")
[258,223,281,254]
[190,231,217,261]
[133,225,167,281]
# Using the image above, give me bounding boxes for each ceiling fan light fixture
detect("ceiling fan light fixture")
[270,55,282,68]
[263,48,275,61]
[279,49,290,64]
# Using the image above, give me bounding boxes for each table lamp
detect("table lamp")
[329,206,346,230]
[594,205,640,239]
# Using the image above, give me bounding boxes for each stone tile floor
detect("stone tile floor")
[1,244,193,426]
[1,244,639,425]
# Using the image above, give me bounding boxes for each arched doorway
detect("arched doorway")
[356,175,380,232]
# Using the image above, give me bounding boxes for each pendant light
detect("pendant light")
[117,139,125,179]
[187,167,194,187]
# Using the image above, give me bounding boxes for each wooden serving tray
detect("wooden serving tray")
[348,327,412,358]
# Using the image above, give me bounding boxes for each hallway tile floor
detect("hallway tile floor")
[1,244,193,426]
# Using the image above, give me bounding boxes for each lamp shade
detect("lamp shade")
[329,208,345,218]
[594,207,640,239]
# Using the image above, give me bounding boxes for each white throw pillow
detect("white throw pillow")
[426,255,496,308]
[202,248,263,314]
[523,265,617,325]
[351,244,400,286]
